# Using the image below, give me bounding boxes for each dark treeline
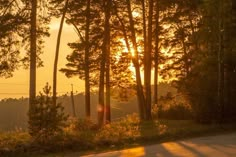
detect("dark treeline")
[1,0,236,134]
[0,83,175,131]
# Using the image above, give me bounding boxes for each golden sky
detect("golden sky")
[0,19,84,99]
[0,18,165,100]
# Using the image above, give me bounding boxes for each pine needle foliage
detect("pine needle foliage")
[28,83,68,143]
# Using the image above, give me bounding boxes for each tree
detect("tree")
[84,0,91,119]
[29,0,37,112]
[172,0,236,123]
[111,0,157,120]
[105,0,112,123]
[145,0,154,120]
[125,0,146,120]
[0,1,26,78]
[114,0,156,120]
[153,0,160,107]
[160,0,201,80]
[28,83,68,144]
[1,0,51,132]
[60,0,104,120]
[53,0,70,106]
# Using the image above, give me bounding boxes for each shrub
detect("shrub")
[159,103,193,120]
[95,113,140,145]
[0,131,31,155]
[65,118,98,132]
[152,93,193,120]
[28,83,68,144]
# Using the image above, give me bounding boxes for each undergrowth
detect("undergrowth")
[1,113,236,157]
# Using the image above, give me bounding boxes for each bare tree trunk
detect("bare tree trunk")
[217,0,224,123]
[154,0,159,107]
[53,0,69,106]
[145,0,154,120]
[29,0,37,109]
[141,0,147,90]
[85,0,91,119]
[98,0,107,126]
[126,0,146,120]
[71,84,76,117]
[98,59,105,126]
[105,0,111,123]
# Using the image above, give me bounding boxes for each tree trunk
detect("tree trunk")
[98,58,105,126]
[217,0,224,123]
[53,0,69,106]
[126,0,146,120]
[29,0,37,109]
[154,0,159,108]
[85,0,91,119]
[98,0,107,126]
[70,84,76,117]
[141,0,147,90]
[105,0,111,123]
[145,0,154,120]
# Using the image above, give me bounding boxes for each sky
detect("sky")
[0,18,165,100]
[0,19,84,99]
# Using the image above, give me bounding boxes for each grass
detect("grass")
[1,115,236,157]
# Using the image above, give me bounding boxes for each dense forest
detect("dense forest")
[1,0,236,146]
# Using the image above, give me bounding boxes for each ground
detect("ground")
[64,132,236,157]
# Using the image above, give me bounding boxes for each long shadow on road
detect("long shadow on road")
[78,133,236,157]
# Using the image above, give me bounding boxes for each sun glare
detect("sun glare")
[119,38,137,57]
[130,48,135,57]
[132,11,140,18]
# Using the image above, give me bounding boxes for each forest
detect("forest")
[1,0,236,156]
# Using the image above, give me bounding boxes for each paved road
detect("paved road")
[77,133,236,157]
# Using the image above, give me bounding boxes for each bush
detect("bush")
[65,118,98,132]
[152,92,193,120]
[95,113,140,145]
[0,131,31,155]
[28,83,68,144]
[158,103,193,120]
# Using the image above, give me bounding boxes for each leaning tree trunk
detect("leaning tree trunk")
[53,0,69,106]
[126,0,146,120]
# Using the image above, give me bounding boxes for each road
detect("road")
[74,133,236,157]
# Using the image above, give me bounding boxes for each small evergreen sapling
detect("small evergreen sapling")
[28,83,68,143]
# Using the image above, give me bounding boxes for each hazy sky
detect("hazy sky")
[0,18,164,100]
[0,19,84,99]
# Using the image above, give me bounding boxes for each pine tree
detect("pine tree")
[28,83,68,143]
